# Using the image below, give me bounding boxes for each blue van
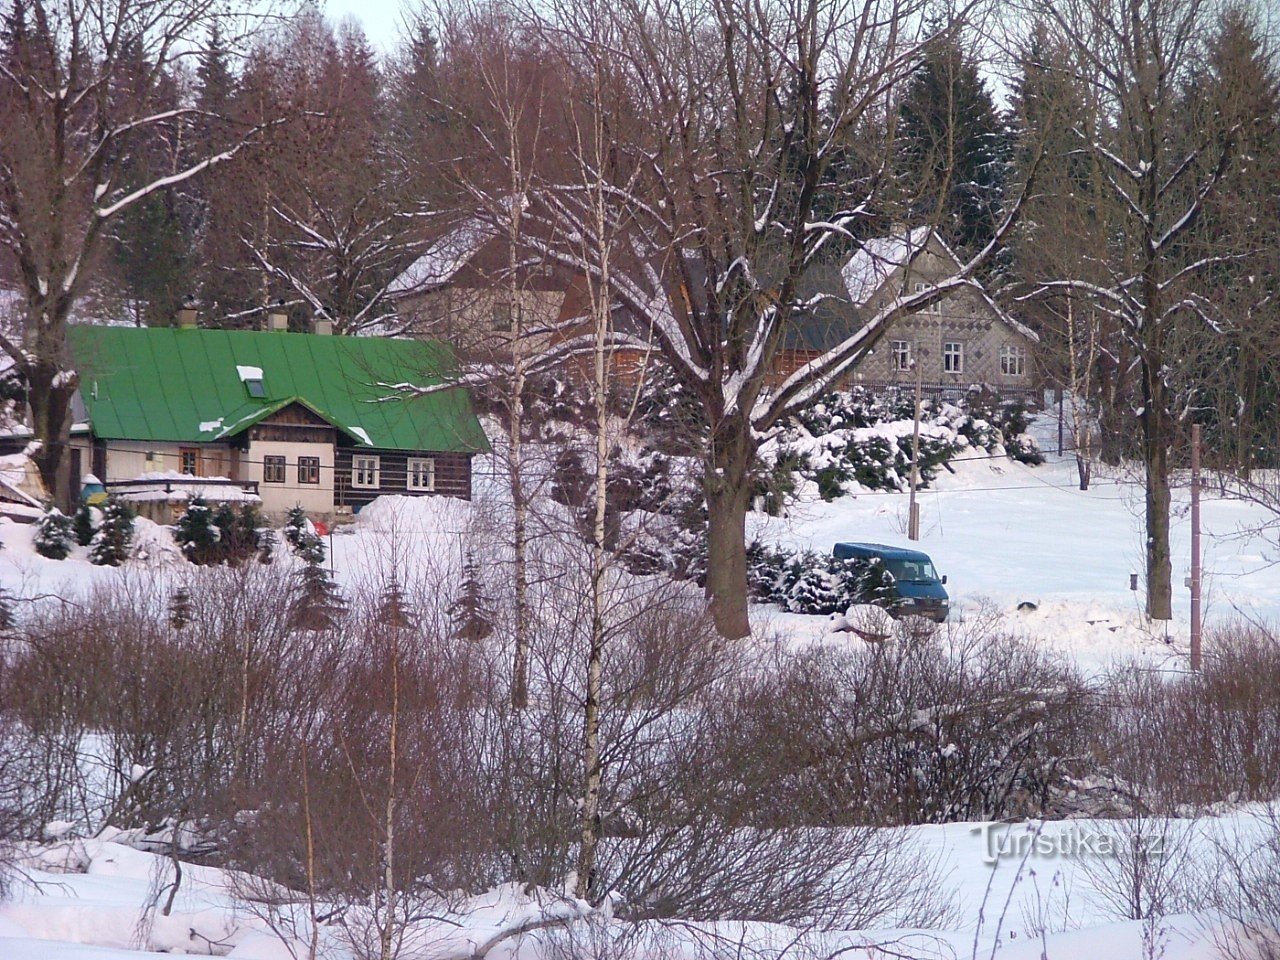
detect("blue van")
[832,542,950,622]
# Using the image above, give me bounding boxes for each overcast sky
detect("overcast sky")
[322,0,406,52]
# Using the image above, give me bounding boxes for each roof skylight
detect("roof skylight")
[236,364,266,399]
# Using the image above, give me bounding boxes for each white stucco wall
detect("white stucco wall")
[245,439,334,515]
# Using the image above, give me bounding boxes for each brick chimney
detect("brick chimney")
[266,311,289,332]
[177,307,197,328]
[314,318,333,336]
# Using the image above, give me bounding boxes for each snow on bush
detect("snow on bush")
[759,388,1022,500]
[33,507,74,560]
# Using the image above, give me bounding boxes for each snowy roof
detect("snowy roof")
[111,472,262,504]
[839,226,1039,343]
[388,220,496,294]
[841,226,933,306]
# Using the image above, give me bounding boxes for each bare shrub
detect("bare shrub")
[1210,806,1280,960]
[1101,623,1280,810]
[724,627,1097,827]
[1076,814,1200,922]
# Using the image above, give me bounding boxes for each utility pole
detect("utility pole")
[908,354,922,541]
[1190,423,1202,671]
[1057,387,1064,457]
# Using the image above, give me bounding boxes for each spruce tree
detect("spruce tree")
[72,502,97,546]
[894,30,1008,257]
[173,497,221,564]
[34,508,74,560]
[105,38,192,326]
[229,502,265,563]
[282,504,309,550]
[379,577,413,630]
[290,560,345,632]
[449,552,493,642]
[89,498,135,566]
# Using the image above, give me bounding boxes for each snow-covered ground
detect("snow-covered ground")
[2,811,1273,959]
[3,414,1280,959]
[750,440,1280,672]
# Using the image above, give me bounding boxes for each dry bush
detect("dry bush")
[0,567,347,847]
[1101,623,1280,811]
[1210,806,1280,960]
[720,627,1097,827]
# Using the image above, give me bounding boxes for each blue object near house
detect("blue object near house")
[833,542,950,622]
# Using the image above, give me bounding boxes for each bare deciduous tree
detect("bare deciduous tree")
[510,0,1037,637]
[1024,0,1246,619]
[0,0,288,506]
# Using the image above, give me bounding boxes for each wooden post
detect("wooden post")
[1057,387,1064,457]
[1190,423,1202,671]
[908,356,922,541]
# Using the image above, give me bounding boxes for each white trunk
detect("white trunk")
[576,87,612,902]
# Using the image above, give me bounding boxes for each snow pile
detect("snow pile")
[112,472,261,503]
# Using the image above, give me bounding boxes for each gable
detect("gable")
[69,326,490,454]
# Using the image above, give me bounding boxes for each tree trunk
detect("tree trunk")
[27,362,77,510]
[1075,454,1091,491]
[704,440,752,639]
[1141,364,1173,620]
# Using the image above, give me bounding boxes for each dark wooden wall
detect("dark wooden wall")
[334,448,472,509]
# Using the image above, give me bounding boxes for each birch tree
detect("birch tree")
[430,3,576,706]
[518,0,1034,637]
[0,0,286,506]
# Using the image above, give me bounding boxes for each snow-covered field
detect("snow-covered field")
[2,812,1274,959]
[751,441,1280,672]
[2,415,1279,959]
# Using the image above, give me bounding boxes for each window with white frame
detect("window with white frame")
[943,341,964,374]
[890,340,912,372]
[407,457,436,492]
[263,455,286,483]
[352,455,380,489]
[1000,344,1026,377]
[913,281,941,314]
[491,300,513,332]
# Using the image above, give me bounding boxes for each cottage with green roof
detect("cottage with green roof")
[66,323,489,520]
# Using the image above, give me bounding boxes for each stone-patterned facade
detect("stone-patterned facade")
[847,238,1038,392]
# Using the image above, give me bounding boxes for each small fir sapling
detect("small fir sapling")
[169,586,193,631]
[379,577,413,629]
[173,497,220,564]
[228,502,267,564]
[88,497,135,566]
[282,505,309,550]
[449,552,493,642]
[0,586,15,632]
[72,502,97,546]
[212,503,239,560]
[34,507,74,560]
[290,559,345,632]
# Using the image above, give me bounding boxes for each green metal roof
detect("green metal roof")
[68,326,490,454]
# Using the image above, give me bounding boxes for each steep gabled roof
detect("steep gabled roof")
[840,226,934,306]
[388,219,496,294]
[68,326,490,453]
[839,227,1040,343]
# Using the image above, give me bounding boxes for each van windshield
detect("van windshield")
[885,559,939,583]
